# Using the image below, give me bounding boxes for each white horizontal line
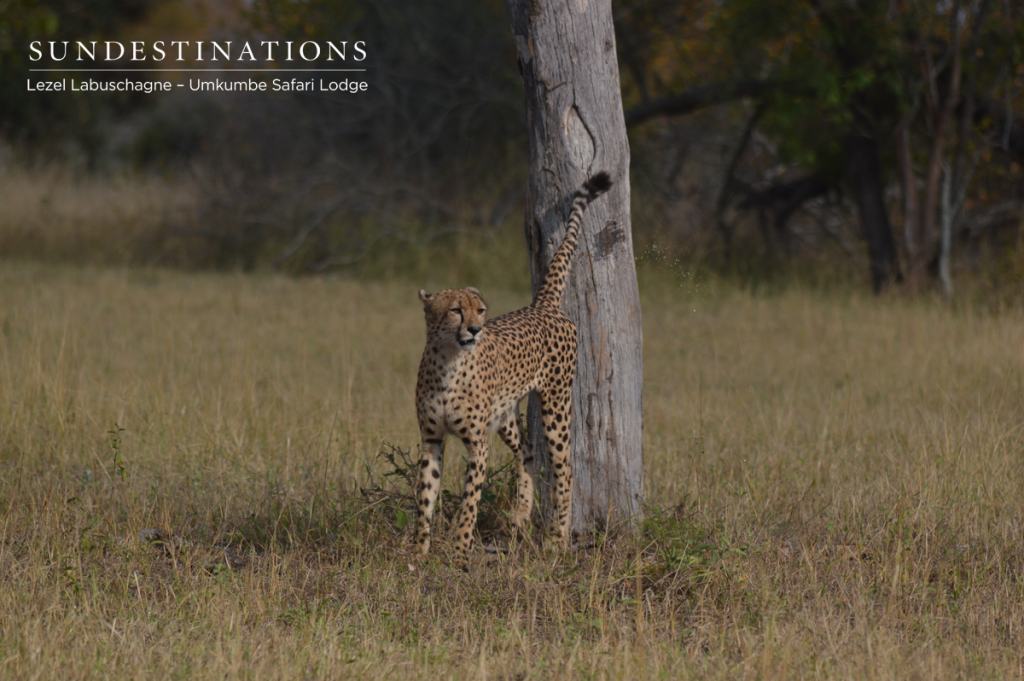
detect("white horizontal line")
[29,69,366,72]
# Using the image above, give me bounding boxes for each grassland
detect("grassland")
[0,165,195,267]
[1,253,1023,679]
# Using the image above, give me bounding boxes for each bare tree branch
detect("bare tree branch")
[624,80,804,127]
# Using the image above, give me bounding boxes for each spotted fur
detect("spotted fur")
[414,172,612,564]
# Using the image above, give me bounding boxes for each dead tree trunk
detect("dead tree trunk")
[507,0,644,536]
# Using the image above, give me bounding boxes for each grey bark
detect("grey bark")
[916,2,963,286]
[507,0,644,535]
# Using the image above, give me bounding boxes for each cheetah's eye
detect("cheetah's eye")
[478,309,486,314]
[449,308,461,314]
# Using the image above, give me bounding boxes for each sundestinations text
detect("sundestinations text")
[29,40,367,63]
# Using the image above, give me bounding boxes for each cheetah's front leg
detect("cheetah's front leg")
[453,431,490,565]
[415,437,444,555]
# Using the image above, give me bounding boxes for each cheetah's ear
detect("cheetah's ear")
[466,287,481,297]
[418,289,433,303]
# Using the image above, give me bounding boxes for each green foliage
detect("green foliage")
[0,0,58,69]
[0,0,162,150]
[624,0,1024,181]
[641,504,711,572]
[713,0,892,175]
[246,0,523,179]
[129,96,221,166]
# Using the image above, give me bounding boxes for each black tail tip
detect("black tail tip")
[581,171,612,200]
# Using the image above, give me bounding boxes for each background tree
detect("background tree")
[617,0,1024,293]
[507,0,643,534]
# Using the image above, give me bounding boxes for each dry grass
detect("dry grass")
[0,165,196,266]
[0,162,538,285]
[1,259,1024,679]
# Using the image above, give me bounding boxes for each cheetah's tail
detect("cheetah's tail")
[579,171,612,203]
[535,172,613,308]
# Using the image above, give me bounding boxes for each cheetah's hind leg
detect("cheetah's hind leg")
[538,391,573,548]
[496,409,536,538]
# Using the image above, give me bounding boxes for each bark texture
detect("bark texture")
[507,0,644,534]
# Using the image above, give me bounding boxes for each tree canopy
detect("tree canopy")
[618,0,1024,291]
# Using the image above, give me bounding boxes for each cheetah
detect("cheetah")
[414,171,612,563]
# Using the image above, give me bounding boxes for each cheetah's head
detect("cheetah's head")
[418,287,487,351]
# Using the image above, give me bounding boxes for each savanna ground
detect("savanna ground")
[2,169,1024,679]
